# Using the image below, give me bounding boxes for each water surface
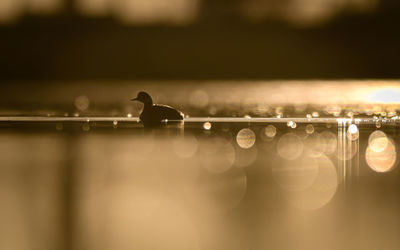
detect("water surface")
[1,81,400,250]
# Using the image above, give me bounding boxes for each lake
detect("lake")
[0,80,399,250]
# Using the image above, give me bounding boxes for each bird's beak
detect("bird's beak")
[130,97,138,101]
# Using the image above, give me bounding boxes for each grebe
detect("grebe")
[131,91,184,126]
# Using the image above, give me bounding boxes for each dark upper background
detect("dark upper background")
[1,0,400,82]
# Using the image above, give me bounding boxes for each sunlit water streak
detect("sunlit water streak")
[1,116,398,124]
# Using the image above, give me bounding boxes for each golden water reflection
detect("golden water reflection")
[0,122,400,250]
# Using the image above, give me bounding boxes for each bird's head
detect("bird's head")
[131,91,153,106]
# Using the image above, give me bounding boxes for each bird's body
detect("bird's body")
[131,91,184,126]
[140,104,184,126]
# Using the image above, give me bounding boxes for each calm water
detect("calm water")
[1,81,400,250]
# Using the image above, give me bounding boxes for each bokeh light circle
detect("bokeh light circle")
[277,133,304,160]
[189,89,209,108]
[304,133,324,158]
[319,131,337,155]
[198,137,235,174]
[287,121,297,129]
[234,145,258,167]
[347,124,359,141]
[184,169,247,214]
[366,136,397,173]
[368,130,388,153]
[236,128,256,149]
[264,125,277,138]
[305,124,314,134]
[172,134,198,159]
[284,155,338,210]
[272,156,319,192]
[203,122,211,130]
[74,95,90,111]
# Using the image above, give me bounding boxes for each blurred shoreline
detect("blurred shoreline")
[1,1,400,81]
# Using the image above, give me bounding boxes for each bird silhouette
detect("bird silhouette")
[131,91,184,126]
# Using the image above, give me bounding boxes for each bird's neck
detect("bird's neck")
[143,97,153,107]
[143,102,153,109]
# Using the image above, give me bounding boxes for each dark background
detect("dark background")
[1,0,400,82]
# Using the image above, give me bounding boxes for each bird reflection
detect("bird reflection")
[131,91,184,126]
